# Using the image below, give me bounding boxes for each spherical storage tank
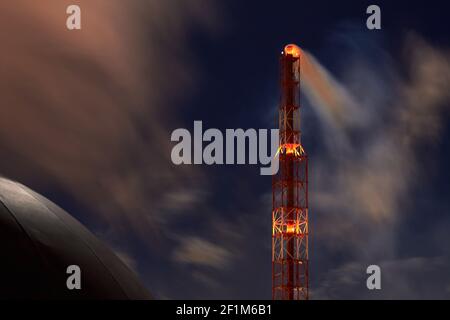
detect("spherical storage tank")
[0,177,151,299]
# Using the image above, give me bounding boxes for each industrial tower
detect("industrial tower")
[272,44,309,300]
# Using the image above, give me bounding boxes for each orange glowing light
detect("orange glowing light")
[286,224,296,234]
[275,143,304,158]
[284,44,301,58]
[284,144,298,155]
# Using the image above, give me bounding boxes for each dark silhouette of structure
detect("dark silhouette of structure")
[0,177,151,299]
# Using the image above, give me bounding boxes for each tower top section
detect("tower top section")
[283,44,301,58]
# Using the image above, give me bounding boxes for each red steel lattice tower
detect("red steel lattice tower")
[272,44,309,300]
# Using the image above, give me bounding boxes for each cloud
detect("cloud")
[173,237,231,269]
[0,0,219,243]
[313,255,450,299]
[302,33,450,235]
[300,32,450,297]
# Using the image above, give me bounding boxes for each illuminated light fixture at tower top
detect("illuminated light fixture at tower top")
[283,44,301,58]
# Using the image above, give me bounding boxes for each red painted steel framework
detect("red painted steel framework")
[272,44,309,300]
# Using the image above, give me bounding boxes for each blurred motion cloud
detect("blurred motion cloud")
[0,0,219,241]
[301,33,450,298]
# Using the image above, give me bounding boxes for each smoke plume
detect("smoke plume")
[301,34,450,298]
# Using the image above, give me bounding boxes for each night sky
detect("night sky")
[0,0,450,299]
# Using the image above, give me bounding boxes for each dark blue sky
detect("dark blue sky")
[1,0,450,299]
